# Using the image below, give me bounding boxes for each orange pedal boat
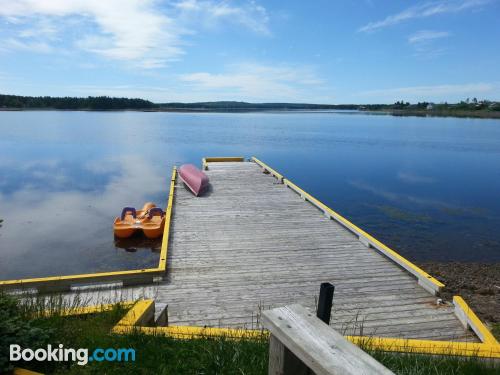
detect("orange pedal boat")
[113,202,165,239]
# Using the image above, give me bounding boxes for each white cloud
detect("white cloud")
[0,0,270,68]
[174,0,270,34]
[2,38,53,53]
[0,0,182,67]
[178,63,325,101]
[408,30,450,44]
[357,82,497,102]
[359,0,491,33]
[407,30,451,59]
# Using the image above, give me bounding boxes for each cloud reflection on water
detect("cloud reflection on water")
[0,155,171,279]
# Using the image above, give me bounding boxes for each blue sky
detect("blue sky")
[0,0,499,103]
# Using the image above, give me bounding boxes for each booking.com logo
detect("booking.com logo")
[10,344,135,366]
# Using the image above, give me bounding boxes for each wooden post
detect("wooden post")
[268,335,309,375]
[317,282,334,325]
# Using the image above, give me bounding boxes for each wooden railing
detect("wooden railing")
[262,304,394,375]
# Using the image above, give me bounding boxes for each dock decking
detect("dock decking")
[160,160,476,341]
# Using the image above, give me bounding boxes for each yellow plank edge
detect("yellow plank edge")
[347,335,500,358]
[109,300,499,358]
[113,325,267,340]
[202,156,245,170]
[158,167,176,270]
[251,156,284,182]
[114,299,156,327]
[40,301,135,318]
[204,156,245,162]
[0,267,162,287]
[33,298,500,359]
[250,156,444,295]
[453,296,499,345]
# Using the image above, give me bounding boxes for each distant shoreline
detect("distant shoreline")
[1,94,499,119]
[365,108,500,119]
[2,107,500,119]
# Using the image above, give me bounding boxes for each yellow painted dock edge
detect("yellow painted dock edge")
[38,301,135,318]
[454,296,499,345]
[158,167,177,270]
[251,156,444,296]
[202,156,245,170]
[0,167,177,292]
[30,299,500,359]
[118,300,500,358]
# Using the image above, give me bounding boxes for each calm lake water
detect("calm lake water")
[1,111,499,280]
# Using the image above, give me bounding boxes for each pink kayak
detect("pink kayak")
[179,164,209,196]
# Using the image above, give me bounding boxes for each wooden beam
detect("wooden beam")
[262,304,394,375]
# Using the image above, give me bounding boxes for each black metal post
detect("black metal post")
[317,282,335,324]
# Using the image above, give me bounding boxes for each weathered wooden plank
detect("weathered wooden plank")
[263,304,394,375]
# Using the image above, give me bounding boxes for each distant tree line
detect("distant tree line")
[1,94,498,112]
[0,94,156,110]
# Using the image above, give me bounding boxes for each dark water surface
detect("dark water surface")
[1,111,499,279]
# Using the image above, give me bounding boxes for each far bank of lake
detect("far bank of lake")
[2,107,500,119]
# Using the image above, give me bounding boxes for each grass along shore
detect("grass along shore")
[1,293,498,374]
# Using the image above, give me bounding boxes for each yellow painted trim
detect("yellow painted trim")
[158,167,176,270]
[109,299,499,358]
[250,156,444,295]
[0,268,161,287]
[347,336,500,359]
[251,156,284,182]
[13,368,44,375]
[40,301,135,318]
[0,166,177,291]
[114,325,267,340]
[453,296,499,345]
[114,299,155,327]
[202,156,245,170]
[204,156,245,162]
[35,298,500,359]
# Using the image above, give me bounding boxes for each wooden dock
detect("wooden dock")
[48,158,482,344]
[158,160,476,341]
[60,158,465,342]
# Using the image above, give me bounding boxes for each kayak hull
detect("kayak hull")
[179,164,209,196]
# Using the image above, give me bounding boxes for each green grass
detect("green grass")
[369,350,498,375]
[7,296,268,374]
[3,294,498,374]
